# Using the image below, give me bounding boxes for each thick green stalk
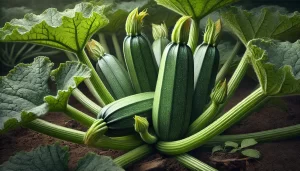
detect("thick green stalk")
[72,88,101,115]
[156,88,267,155]
[25,119,85,144]
[98,33,110,53]
[204,124,300,147]
[114,144,153,168]
[111,33,125,66]
[64,105,96,127]
[187,102,218,136]
[76,50,115,104]
[187,19,199,52]
[83,79,105,107]
[25,119,142,150]
[216,41,242,83]
[175,154,217,171]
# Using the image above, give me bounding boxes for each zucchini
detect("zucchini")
[97,92,154,136]
[123,8,158,93]
[152,23,170,67]
[96,53,135,100]
[152,16,194,141]
[191,19,221,121]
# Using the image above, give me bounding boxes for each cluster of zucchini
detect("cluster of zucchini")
[86,8,221,143]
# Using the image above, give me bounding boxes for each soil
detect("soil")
[0,77,300,171]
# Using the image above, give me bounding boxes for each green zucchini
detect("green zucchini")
[97,92,154,136]
[123,8,158,93]
[153,16,194,141]
[96,54,135,100]
[152,38,170,67]
[191,18,221,121]
[191,44,219,121]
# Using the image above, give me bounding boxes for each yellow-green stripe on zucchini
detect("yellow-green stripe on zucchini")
[97,92,154,136]
[123,34,158,93]
[152,43,194,141]
[96,54,135,100]
[192,44,219,121]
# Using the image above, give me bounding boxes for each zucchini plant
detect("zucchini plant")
[0,1,300,171]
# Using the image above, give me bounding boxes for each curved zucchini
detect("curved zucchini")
[96,54,135,100]
[152,43,194,141]
[123,34,158,93]
[97,92,154,136]
[192,44,219,121]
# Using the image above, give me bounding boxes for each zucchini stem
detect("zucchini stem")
[72,88,102,115]
[204,124,300,147]
[111,33,125,66]
[64,105,96,127]
[175,154,217,171]
[76,50,115,104]
[114,144,153,168]
[156,87,267,155]
[216,41,242,83]
[98,33,110,53]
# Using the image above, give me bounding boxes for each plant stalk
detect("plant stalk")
[156,87,267,155]
[114,144,153,168]
[64,105,96,127]
[204,124,300,147]
[72,88,102,115]
[111,33,125,66]
[83,79,105,107]
[216,41,242,83]
[76,50,115,104]
[175,154,217,171]
[98,33,110,53]
[187,19,199,52]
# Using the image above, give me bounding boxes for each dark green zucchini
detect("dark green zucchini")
[97,92,154,136]
[96,54,135,100]
[191,44,219,121]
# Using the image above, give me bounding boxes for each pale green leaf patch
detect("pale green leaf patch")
[212,145,223,154]
[246,39,300,96]
[241,149,260,159]
[240,138,258,149]
[0,3,109,53]
[221,6,300,45]
[224,141,238,148]
[0,57,91,133]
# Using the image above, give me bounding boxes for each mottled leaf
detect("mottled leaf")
[0,3,109,53]
[221,6,300,45]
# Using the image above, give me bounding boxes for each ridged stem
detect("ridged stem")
[98,33,110,53]
[25,119,142,150]
[64,105,96,127]
[216,41,242,83]
[111,33,125,66]
[72,88,102,115]
[76,50,115,104]
[175,154,217,171]
[204,124,300,147]
[114,144,153,168]
[187,102,218,136]
[84,79,105,107]
[187,19,199,52]
[156,87,267,155]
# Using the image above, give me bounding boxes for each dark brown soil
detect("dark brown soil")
[1,77,300,171]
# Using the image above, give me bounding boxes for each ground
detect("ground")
[1,77,299,171]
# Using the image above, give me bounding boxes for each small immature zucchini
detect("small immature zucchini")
[152,16,194,141]
[97,92,154,136]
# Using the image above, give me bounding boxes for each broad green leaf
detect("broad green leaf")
[240,138,258,149]
[212,145,223,154]
[0,3,109,53]
[45,61,91,112]
[0,57,52,133]
[241,149,260,159]
[221,6,300,45]
[76,153,124,171]
[101,0,149,33]
[229,148,239,153]
[0,144,69,171]
[225,141,239,148]
[0,57,91,133]
[246,39,300,96]
[155,0,238,20]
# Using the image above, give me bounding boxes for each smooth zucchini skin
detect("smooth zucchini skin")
[98,92,154,136]
[152,37,170,67]
[152,43,194,141]
[192,44,220,121]
[96,54,135,100]
[123,34,158,93]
